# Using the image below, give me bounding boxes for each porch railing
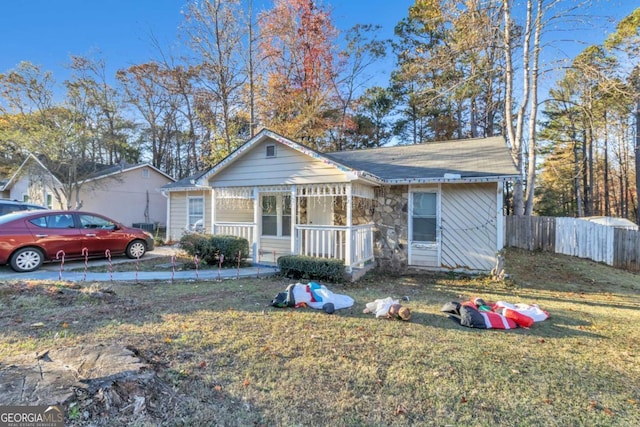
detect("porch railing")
[295,223,374,269]
[350,224,375,267]
[213,222,256,255]
[210,222,375,270]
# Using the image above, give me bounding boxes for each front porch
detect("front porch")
[210,183,377,272]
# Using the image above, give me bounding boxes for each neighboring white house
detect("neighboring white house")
[0,154,66,209]
[161,129,520,273]
[0,154,175,229]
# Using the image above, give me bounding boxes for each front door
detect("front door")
[409,191,440,267]
[259,193,292,259]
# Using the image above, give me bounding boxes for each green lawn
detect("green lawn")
[1,248,639,426]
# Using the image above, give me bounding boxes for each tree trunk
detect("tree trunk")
[603,111,610,216]
[636,99,640,224]
[523,0,542,216]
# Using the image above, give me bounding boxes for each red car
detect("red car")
[0,210,155,272]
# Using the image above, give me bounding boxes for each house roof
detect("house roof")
[82,162,175,183]
[161,171,209,191]
[1,154,175,191]
[325,136,519,183]
[163,130,520,191]
[1,153,65,191]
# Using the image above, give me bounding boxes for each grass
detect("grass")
[1,247,640,426]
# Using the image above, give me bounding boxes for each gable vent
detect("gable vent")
[266,144,276,158]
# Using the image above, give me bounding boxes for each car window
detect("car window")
[28,214,75,229]
[54,214,75,228]
[0,203,23,216]
[79,214,116,230]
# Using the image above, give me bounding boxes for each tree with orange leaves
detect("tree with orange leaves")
[259,0,337,150]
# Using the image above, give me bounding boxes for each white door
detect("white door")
[409,191,440,267]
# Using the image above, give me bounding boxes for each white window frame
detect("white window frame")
[187,196,205,231]
[142,168,150,179]
[408,188,442,245]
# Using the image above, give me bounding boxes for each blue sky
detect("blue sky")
[0,0,413,84]
[0,0,636,91]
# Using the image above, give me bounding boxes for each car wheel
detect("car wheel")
[10,247,44,272]
[126,240,147,259]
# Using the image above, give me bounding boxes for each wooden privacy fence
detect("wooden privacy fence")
[505,216,640,272]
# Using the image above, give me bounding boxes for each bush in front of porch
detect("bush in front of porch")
[179,234,250,266]
[277,255,345,283]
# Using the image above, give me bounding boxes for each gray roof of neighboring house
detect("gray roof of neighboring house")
[161,171,209,190]
[325,136,519,182]
[82,161,175,182]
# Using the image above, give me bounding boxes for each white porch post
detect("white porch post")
[345,184,353,269]
[496,181,504,251]
[253,186,260,264]
[291,185,297,255]
[211,188,216,235]
[164,192,171,241]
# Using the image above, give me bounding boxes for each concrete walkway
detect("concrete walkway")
[0,265,278,282]
[0,246,279,282]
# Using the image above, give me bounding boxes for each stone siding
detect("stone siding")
[372,186,409,272]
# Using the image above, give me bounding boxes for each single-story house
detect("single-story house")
[161,129,520,274]
[0,154,65,209]
[1,153,175,229]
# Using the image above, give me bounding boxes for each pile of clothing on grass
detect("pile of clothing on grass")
[362,296,412,321]
[441,297,548,329]
[271,282,354,313]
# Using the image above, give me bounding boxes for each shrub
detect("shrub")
[178,233,213,263]
[277,255,345,283]
[179,234,249,266]
[210,235,250,266]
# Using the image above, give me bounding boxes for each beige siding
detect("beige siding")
[216,204,253,222]
[77,167,173,228]
[166,189,212,243]
[259,237,292,260]
[168,193,187,242]
[211,140,350,187]
[440,183,497,270]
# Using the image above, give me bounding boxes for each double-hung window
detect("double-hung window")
[412,192,437,242]
[188,197,204,232]
[262,194,291,237]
